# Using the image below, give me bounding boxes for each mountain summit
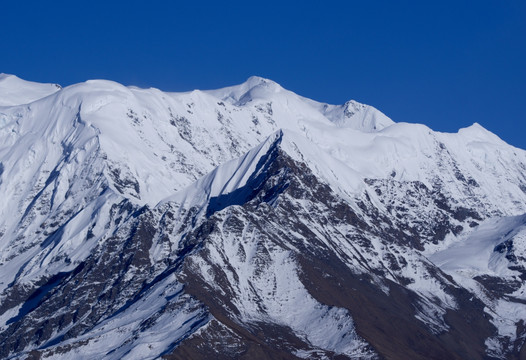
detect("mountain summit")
[0,73,61,106]
[1,75,525,359]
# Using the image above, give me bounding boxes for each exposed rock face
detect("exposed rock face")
[1,74,526,359]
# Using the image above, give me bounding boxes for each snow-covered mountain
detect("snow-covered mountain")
[1,73,526,359]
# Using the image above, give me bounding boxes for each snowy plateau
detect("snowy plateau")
[0,73,526,360]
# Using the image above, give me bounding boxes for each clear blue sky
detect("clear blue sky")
[2,1,525,148]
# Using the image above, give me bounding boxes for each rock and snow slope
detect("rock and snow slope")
[1,74,526,359]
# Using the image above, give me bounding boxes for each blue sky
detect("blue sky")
[2,1,525,148]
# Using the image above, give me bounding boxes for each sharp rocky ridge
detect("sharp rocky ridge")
[1,73,526,359]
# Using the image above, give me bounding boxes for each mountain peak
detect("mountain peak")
[243,75,279,88]
[0,73,16,81]
[319,99,395,132]
[457,122,504,144]
[205,75,283,105]
[0,74,61,106]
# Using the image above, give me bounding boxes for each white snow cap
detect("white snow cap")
[0,73,61,106]
[206,76,283,105]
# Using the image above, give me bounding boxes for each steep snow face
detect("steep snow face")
[187,217,374,358]
[429,215,526,357]
[0,74,61,106]
[430,214,526,277]
[39,276,210,360]
[160,131,285,213]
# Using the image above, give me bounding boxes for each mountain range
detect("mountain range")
[1,73,525,359]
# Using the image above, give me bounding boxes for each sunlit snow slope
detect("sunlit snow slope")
[0,74,61,106]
